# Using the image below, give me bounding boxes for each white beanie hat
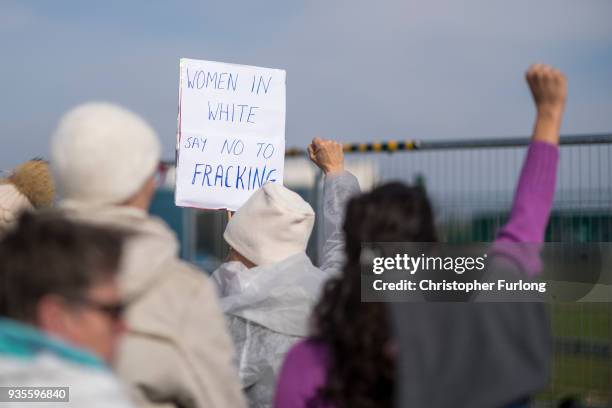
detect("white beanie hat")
[224,182,315,266]
[51,102,161,205]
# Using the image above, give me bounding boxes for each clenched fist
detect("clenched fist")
[526,63,567,145]
[526,63,567,120]
[307,137,344,175]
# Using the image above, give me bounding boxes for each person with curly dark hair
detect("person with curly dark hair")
[273,184,435,408]
[274,63,566,408]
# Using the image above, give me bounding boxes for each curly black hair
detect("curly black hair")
[309,182,437,408]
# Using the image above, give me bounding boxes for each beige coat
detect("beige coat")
[61,202,246,408]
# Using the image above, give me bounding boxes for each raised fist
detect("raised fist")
[526,63,567,120]
[307,137,344,175]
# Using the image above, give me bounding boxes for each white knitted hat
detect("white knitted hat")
[50,102,161,205]
[0,183,33,234]
[224,182,315,266]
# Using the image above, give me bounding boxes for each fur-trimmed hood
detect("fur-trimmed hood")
[0,160,54,234]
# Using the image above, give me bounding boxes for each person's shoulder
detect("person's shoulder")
[157,259,220,311]
[275,339,329,407]
[238,319,302,352]
[169,257,212,284]
[3,354,134,408]
[141,232,213,292]
[284,338,330,370]
[291,338,330,355]
[64,365,134,407]
[129,256,218,327]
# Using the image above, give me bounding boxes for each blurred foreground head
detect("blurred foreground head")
[0,212,126,362]
[224,181,315,267]
[0,159,54,234]
[51,102,161,208]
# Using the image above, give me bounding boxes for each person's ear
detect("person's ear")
[37,294,69,334]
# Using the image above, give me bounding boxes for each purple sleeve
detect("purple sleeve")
[274,340,331,408]
[492,142,559,276]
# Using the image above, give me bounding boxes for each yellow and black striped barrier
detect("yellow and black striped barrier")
[285,140,420,157]
[283,133,612,157]
[343,140,419,153]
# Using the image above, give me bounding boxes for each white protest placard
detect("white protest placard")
[175,58,286,210]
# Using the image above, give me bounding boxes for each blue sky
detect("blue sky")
[1,0,611,168]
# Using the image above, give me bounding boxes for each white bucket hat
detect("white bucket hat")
[224,182,315,266]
